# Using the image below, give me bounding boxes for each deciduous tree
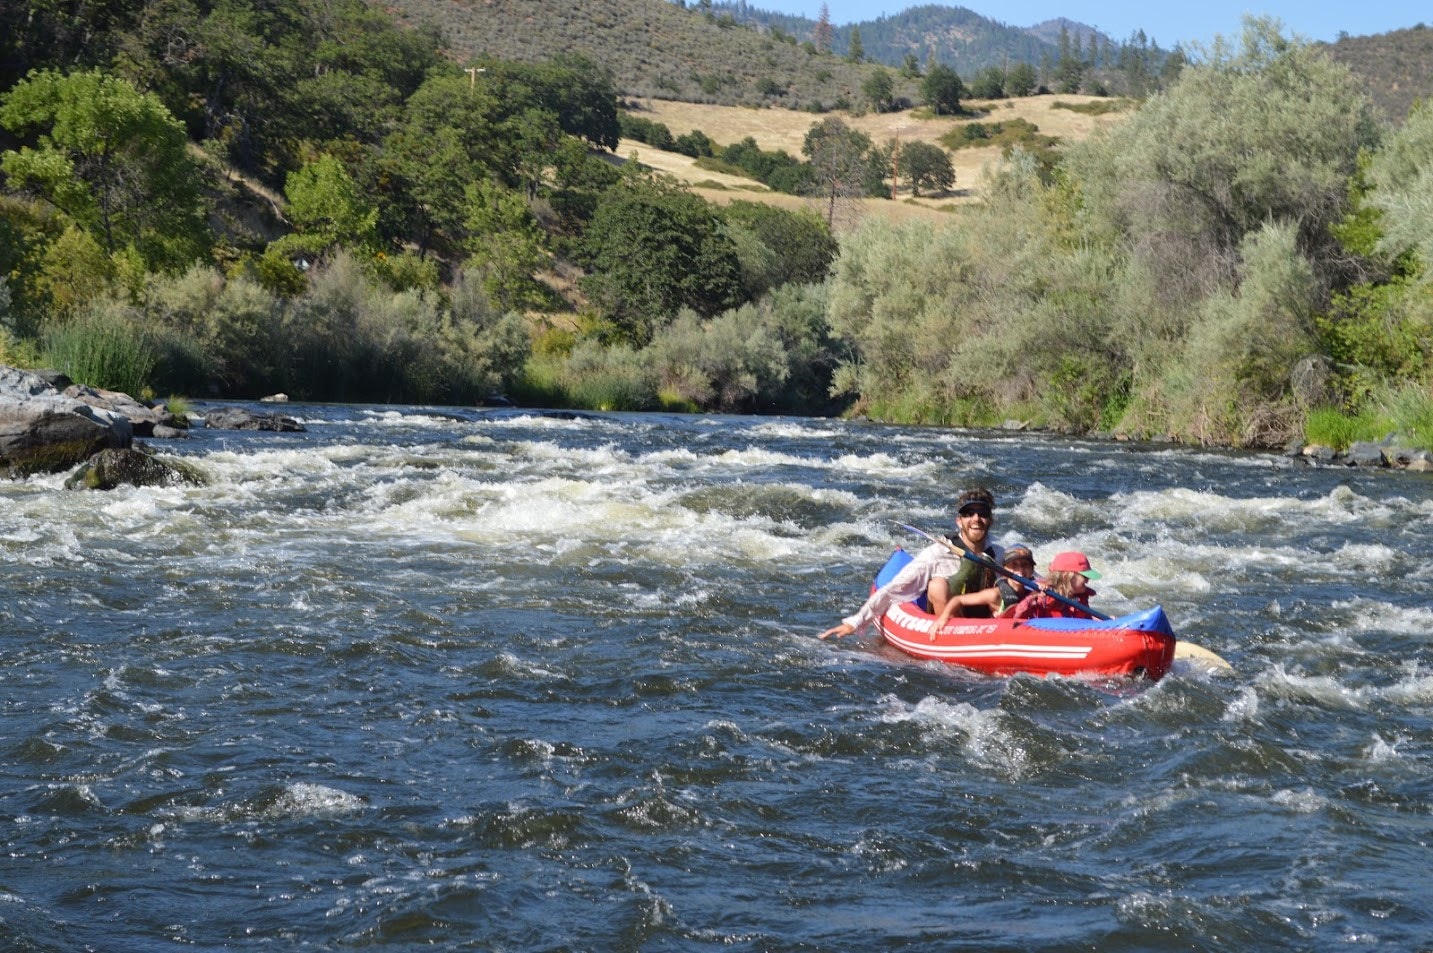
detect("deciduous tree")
[921,64,964,115]
[279,154,378,256]
[578,175,744,344]
[862,68,895,113]
[803,117,877,226]
[0,69,209,271]
[898,141,954,196]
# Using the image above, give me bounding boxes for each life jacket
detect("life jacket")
[1010,585,1097,621]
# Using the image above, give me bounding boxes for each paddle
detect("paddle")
[896,522,1107,618]
[894,522,1234,673]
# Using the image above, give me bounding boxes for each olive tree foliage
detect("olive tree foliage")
[826,215,989,419]
[1068,18,1380,309]
[0,69,209,272]
[644,281,837,413]
[646,307,789,412]
[1366,100,1433,276]
[1129,223,1321,445]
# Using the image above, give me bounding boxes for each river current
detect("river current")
[3,404,1432,951]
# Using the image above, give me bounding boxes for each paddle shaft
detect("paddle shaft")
[894,522,1112,620]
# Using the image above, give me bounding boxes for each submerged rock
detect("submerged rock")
[203,407,306,432]
[65,446,207,490]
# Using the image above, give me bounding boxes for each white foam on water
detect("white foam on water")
[745,420,844,440]
[876,693,1030,776]
[1223,686,1261,723]
[706,446,825,470]
[262,782,365,819]
[850,835,909,873]
[1257,665,1368,709]
[1363,734,1403,763]
[353,409,468,430]
[475,412,630,435]
[828,451,934,480]
[1010,483,1102,530]
[1324,599,1433,637]
[636,447,702,467]
[1379,665,1433,706]
[1270,787,1329,813]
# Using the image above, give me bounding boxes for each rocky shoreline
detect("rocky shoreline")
[1,364,305,488]
[5,362,1430,487]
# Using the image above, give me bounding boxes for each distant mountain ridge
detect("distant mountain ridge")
[713,2,1132,75]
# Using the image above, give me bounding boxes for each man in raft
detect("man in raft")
[819,487,1003,640]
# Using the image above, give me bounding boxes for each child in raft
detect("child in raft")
[929,543,1039,629]
[1007,550,1101,621]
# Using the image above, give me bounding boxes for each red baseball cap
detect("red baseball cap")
[1049,551,1101,579]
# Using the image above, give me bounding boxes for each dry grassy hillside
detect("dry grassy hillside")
[614,94,1132,228]
[1325,26,1433,121]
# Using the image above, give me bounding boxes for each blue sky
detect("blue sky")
[772,1,1422,50]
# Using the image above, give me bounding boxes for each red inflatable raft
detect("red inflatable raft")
[872,550,1177,681]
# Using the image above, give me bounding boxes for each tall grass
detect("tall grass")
[42,309,158,397]
[1376,383,1433,448]
[1303,406,1387,450]
[1303,385,1433,451]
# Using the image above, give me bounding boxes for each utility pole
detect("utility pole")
[465,67,486,89]
[890,129,900,200]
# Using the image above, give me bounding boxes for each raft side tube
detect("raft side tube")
[1022,605,1175,637]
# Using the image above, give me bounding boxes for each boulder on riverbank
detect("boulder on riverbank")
[1294,438,1433,471]
[63,382,190,436]
[1,366,134,477]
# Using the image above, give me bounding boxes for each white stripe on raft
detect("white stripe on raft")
[882,639,1094,660]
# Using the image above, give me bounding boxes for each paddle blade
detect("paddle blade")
[1174,641,1234,674]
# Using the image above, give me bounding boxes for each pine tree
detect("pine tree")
[847,25,864,64]
[813,3,833,53]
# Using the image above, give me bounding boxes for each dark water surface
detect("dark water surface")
[4,405,1433,951]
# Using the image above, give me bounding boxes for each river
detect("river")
[3,403,1432,951]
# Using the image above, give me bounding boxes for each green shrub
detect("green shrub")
[1050,99,1132,115]
[646,307,788,412]
[1316,278,1433,404]
[556,341,658,410]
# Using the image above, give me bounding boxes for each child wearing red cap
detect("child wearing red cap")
[1009,551,1101,621]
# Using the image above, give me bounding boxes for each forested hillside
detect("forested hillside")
[382,0,890,109]
[382,0,1177,106]
[717,2,1175,95]
[1325,24,1433,120]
